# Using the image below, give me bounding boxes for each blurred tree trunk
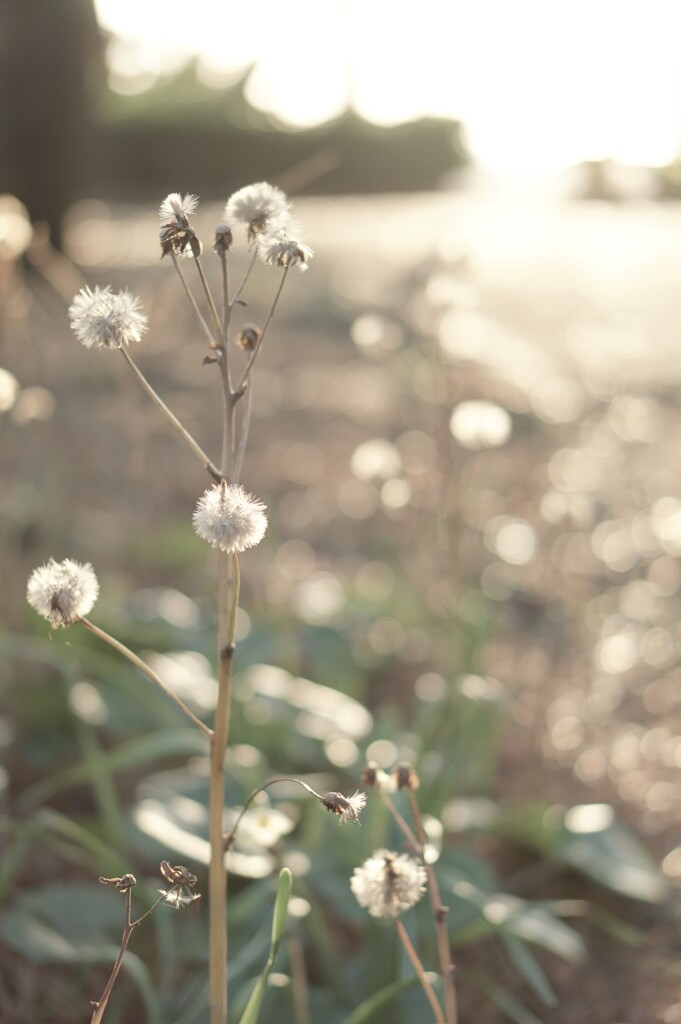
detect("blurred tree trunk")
[0,0,103,249]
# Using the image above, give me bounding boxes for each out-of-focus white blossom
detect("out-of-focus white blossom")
[257,233,314,272]
[224,182,290,242]
[68,286,147,350]
[27,558,99,626]
[192,481,267,553]
[351,849,427,919]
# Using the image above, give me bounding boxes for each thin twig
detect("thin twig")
[79,619,213,739]
[230,248,258,310]
[406,790,458,1024]
[235,267,289,396]
[223,777,326,849]
[194,256,222,339]
[395,918,445,1024]
[231,384,252,484]
[120,348,221,481]
[170,252,217,346]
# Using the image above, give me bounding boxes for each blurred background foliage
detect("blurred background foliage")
[1,1,681,1022]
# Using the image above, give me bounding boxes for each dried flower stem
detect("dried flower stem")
[406,790,458,1024]
[230,248,258,309]
[170,252,216,346]
[235,267,289,396]
[394,918,445,1024]
[79,618,213,739]
[231,384,252,483]
[195,256,223,339]
[90,886,176,1024]
[378,790,458,1024]
[223,776,327,849]
[208,551,240,1024]
[120,347,221,480]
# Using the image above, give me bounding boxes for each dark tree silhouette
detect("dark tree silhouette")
[0,0,103,248]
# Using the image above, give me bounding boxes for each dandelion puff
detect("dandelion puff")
[224,182,290,243]
[322,789,367,825]
[159,192,201,258]
[159,193,199,224]
[27,558,99,626]
[192,481,267,554]
[68,286,148,351]
[257,232,314,273]
[351,849,427,919]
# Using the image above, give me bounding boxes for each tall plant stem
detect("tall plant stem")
[394,918,445,1024]
[79,619,212,739]
[406,790,458,1024]
[120,348,221,481]
[379,790,458,1024]
[208,552,240,1024]
[235,268,289,395]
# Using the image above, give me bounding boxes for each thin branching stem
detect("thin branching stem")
[79,619,213,739]
[170,252,217,346]
[231,384,252,484]
[235,267,289,396]
[208,552,240,1024]
[394,918,445,1024]
[406,790,458,1024]
[90,885,182,1024]
[230,248,258,309]
[120,348,221,481]
[223,777,326,849]
[379,790,458,1024]
[194,256,222,339]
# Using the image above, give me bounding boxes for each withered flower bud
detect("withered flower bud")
[160,861,197,888]
[322,789,367,825]
[213,223,233,256]
[237,324,260,351]
[361,761,395,792]
[99,873,137,892]
[391,761,420,790]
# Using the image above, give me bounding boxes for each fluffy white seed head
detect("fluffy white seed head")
[224,182,290,241]
[351,849,427,919]
[68,286,148,350]
[257,233,314,272]
[192,482,267,554]
[27,558,99,626]
[159,193,199,224]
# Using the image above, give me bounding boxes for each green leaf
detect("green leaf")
[341,976,419,1024]
[499,933,557,1007]
[18,729,207,810]
[238,868,292,1024]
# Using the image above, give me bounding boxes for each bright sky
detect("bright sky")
[95,0,681,172]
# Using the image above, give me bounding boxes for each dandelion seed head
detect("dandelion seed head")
[26,558,99,626]
[159,193,199,224]
[257,233,314,273]
[351,849,427,919]
[224,182,290,242]
[68,286,147,351]
[192,481,267,554]
[158,887,202,909]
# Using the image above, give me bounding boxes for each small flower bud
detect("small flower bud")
[213,223,233,256]
[99,874,137,892]
[391,761,420,790]
[321,789,367,825]
[237,324,260,352]
[361,761,396,793]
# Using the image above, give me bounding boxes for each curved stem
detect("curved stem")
[223,777,325,849]
[230,248,258,309]
[79,619,213,740]
[395,918,445,1024]
[120,348,221,481]
[208,552,240,1024]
